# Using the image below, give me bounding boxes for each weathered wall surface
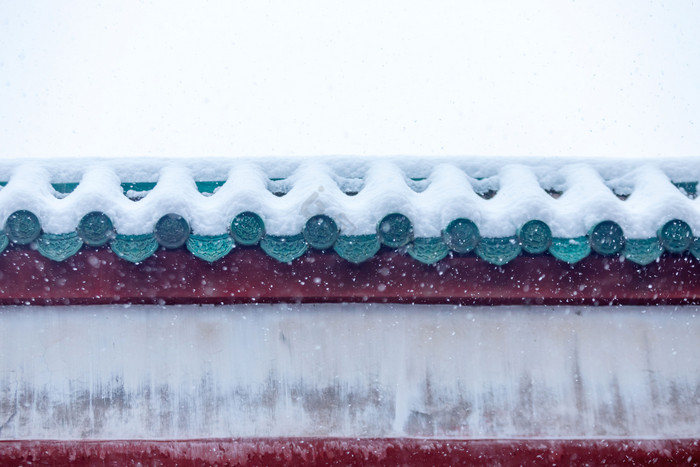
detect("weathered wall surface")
[1,304,698,439]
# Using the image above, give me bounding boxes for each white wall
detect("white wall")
[1,303,698,439]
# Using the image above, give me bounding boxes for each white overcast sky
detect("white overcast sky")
[0,1,699,159]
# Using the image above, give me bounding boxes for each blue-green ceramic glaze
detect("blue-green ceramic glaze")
[377,213,413,248]
[589,221,625,256]
[260,234,308,263]
[623,238,663,266]
[77,211,115,247]
[231,212,265,246]
[5,210,41,245]
[303,215,339,250]
[37,232,83,261]
[442,218,479,253]
[186,234,234,262]
[476,237,521,266]
[518,220,552,254]
[408,237,449,264]
[154,214,190,249]
[658,219,693,253]
[334,235,381,264]
[549,237,591,264]
[111,234,159,263]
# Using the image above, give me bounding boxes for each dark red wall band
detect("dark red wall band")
[0,247,698,306]
[1,438,698,466]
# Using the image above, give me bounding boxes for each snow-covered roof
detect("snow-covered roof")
[0,158,699,265]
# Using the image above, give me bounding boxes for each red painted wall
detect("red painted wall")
[0,248,698,306]
[1,438,699,466]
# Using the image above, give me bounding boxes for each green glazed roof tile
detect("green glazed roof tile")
[690,238,700,260]
[476,237,521,266]
[334,235,381,264]
[37,232,83,261]
[260,234,308,263]
[231,212,265,246]
[672,181,698,198]
[0,205,697,268]
[623,238,663,266]
[658,219,693,253]
[549,237,590,264]
[1,162,698,269]
[77,211,115,247]
[442,218,479,254]
[0,232,9,254]
[111,234,159,263]
[186,234,234,262]
[377,214,413,248]
[52,182,80,194]
[194,181,226,194]
[303,215,339,250]
[518,220,552,254]
[408,237,449,264]
[5,210,41,245]
[2,173,691,200]
[589,221,625,256]
[154,214,190,249]
[121,182,157,197]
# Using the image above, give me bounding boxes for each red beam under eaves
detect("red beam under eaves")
[1,248,699,306]
[1,438,698,466]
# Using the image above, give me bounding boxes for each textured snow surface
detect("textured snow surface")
[1,303,699,440]
[0,159,699,237]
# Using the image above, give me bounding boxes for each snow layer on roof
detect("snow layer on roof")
[2,155,700,184]
[0,158,699,238]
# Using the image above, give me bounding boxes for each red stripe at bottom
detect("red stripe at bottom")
[1,438,698,466]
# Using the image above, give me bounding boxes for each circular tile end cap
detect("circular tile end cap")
[303,215,339,249]
[519,220,552,254]
[154,213,190,249]
[442,218,479,253]
[78,211,115,246]
[377,213,413,248]
[589,220,625,255]
[5,210,41,245]
[230,211,265,246]
[658,219,693,253]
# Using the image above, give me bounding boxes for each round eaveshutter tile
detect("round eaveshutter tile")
[658,219,693,253]
[476,237,521,265]
[260,234,308,262]
[5,210,41,245]
[549,237,591,264]
[77,211,115,247]
[37,232,83,261]
[409,237,449,264]
[589,221,625,256]
[303,215,339,250]
[334,235,380,263]
[231,212,265,246]
[377,213,413,248]
[623,238,663,265]
[442,218,479,253]
[154,214,190,249]
[111,234,158,263]
[518,220,552,254]
[186,234,234,262]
